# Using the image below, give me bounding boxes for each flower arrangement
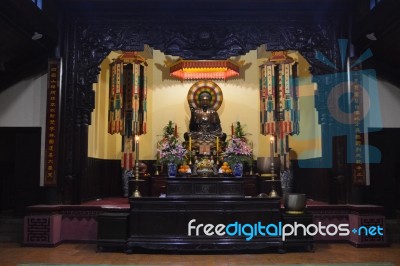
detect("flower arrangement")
[157,121,187,164]
[223,122,253,165]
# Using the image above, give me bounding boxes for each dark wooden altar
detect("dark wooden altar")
[125,176,284,252]
[129,175,276,198]
[123,176,317,252]
[166,177,245,197]
[126,197,283,252]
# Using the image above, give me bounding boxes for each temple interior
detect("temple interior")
[0,0,400,264]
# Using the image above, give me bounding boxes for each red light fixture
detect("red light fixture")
[170,59,240,81]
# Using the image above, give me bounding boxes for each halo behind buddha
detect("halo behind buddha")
[187,80,223,111]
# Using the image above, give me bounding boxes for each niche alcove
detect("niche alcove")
[58,0,349,204]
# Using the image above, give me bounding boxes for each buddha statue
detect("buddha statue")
[184,92,227,144]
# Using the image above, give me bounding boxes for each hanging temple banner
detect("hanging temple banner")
[259,51,300,170]
[108,52,148,171]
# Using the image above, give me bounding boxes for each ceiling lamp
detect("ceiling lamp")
[170,59,240,81]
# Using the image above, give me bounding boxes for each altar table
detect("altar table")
[126,197,283,252]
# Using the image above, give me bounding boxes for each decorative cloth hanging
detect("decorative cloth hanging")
[259,51,299,169]
[108,52,148,170]
[121,136,134,171]
[108,58,124,134]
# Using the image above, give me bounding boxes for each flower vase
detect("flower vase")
[167,162,177,177]
[233,162,243,177]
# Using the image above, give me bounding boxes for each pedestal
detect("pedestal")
[281,213,314,252]
[97,212,129,252]
[127,197,283,252]
[23,214,62,247]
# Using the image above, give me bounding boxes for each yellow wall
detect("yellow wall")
[149,49,263,160]
[88,48,321,161]
[89,55,122,159]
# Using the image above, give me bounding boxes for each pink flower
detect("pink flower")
[223,137,253,165]
[157,136,187,164]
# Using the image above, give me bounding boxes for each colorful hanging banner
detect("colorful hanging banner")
[44,59,61,186]
[108,59,124,134]
[108,52,148,171]
[259,51,299,170]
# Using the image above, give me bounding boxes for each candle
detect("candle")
[216,136,219,152]
[135,135,140,179]
[135,135,140,160]
[270,135,274,159]
[189,136,192,151]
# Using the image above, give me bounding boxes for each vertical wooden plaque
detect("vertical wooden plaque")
[44,59,61,186]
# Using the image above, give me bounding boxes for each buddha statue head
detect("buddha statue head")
[199,92,212,111]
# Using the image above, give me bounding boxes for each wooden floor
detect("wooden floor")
[0,243,400,265]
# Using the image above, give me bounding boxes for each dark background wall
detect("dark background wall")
[368,128,400,218]
[0,127,41,216]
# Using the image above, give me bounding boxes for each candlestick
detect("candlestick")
[269,136,274,160]
[268,136,278,197]
[216,136,219,164]
[135,135,140,180]
[269,135,275,176]
[133,135,141,197]
[188,136,192,165]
